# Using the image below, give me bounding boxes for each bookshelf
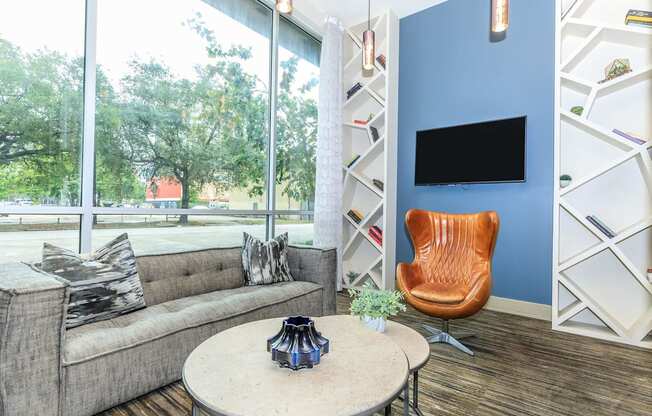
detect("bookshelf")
[341,10,399,291]
[554,0,652,348]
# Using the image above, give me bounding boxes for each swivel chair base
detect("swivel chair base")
[423,321,475,356]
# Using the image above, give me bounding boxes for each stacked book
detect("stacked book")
[346,82,363,100]
[353,119,369,126]
[368,225,383,247]
[613,129,647,145]
[372,179,384,191]
[346,155,361,168]
[625,9,652,27]
[370,126,380,142]
[586,215,616,238]
[376,55,386,70]
[347,209,364,224]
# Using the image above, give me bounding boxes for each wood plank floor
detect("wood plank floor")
[100,294,652,416]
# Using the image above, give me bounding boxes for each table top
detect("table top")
[183,315,418,416]
[383,320,431,372]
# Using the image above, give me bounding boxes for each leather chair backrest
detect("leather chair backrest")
[405,210,499,290]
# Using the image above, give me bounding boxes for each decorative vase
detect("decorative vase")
[267,316,329,371]
[362,316,386,333]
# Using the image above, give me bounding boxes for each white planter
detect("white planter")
[362,316,386,333]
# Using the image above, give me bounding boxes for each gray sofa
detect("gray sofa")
[0,245,336,416]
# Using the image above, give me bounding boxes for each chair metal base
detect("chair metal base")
[423,322,475,356]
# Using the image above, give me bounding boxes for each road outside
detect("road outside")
[0,214,313,263]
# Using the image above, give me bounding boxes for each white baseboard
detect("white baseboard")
[484,296,552,321]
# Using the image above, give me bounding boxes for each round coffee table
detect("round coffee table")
[183,315,410,416]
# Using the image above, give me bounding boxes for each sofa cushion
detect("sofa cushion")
[241,232,293,286]
[63,281,322,364]
[40,233,146,328]
[136,247,244,306]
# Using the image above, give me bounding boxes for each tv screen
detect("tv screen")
[415,116,526,185]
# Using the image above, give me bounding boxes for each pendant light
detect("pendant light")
[362,0,375,71]
[276,0,292,14]
[491,0,509,33]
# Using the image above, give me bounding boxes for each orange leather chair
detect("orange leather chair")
[397,209,499,355]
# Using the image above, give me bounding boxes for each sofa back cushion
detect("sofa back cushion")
[136,247,244,306]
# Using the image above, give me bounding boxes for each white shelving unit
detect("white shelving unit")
[554,0,652,348]
[341,10,399,291]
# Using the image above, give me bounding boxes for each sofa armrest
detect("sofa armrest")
[0,263,68,416]
[287,246,337,316]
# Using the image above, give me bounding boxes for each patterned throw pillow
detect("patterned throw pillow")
[40,233,146,328]
[241,232,294,286]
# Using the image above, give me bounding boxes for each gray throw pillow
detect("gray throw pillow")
[40,233,146,328]
[241,232,294,286]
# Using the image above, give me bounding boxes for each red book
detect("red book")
[353,119,368,126]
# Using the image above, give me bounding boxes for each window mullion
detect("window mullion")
[266,8,280,239]
[79,0,98,253]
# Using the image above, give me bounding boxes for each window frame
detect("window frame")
[0,0,320,253]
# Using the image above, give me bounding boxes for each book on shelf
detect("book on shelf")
[376,54,386,69]
[346,154,361,168]
[369,126,380,142]
[346,82,363,100]
[372,179,384,191]
[353,119,368,126]
[347,209,364,224]
[368,225,383,246]
[586,215,616,238]
[625,9,652,27]
[613,129,647,145]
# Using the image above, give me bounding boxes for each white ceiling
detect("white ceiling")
[295,0,448,29]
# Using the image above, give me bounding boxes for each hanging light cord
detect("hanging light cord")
[368,0,371,30]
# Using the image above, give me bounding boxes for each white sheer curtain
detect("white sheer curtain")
[314,17,344,290]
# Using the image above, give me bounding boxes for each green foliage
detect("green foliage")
[348,283,406,319]
[0,14,318,212]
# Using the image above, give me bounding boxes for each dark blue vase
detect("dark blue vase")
[267,316,330,370]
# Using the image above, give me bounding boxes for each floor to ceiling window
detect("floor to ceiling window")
[0,0,320,261]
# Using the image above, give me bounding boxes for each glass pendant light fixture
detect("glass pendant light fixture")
[362,0,375,71]
[275,0,292,14]
[491,0,509,33]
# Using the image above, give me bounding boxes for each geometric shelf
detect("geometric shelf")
[554,0,652,349]
[341,10,399,290]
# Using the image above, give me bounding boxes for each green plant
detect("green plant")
[348,283,406,319]
[560,174,572,181]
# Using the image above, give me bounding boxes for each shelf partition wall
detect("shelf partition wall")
[341,10,399,291]
[554,0,652,348]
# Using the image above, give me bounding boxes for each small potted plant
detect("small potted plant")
[348,283,406,333]
[560,174,572,188]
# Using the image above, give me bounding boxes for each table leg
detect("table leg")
[403,381,410,415]
[191,403,199,416]
[412,371,424,416]
[385,404,392,415]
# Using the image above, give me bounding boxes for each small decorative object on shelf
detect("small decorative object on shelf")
[368,225,383,247]
[625,9,652,28]
[376,54,386,70]
[347,271,361,284]
[598,59,632,84]
[560,174,572,188]
[586,215,616,238]
[346,154,361,168]
[349,282,406,333]
[647,268,652,284]
[267,316,330,371]
[613,129,647,145]
[370,125,380,142]
[372,178,384,191]
[346,82,363,100]
[353,113,375,126]
[347,209,364,224]
[570,106,583,116]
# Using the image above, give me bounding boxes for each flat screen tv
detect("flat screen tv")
[415,116,526,185]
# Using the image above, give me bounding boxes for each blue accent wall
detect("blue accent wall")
[397,0,555,305]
